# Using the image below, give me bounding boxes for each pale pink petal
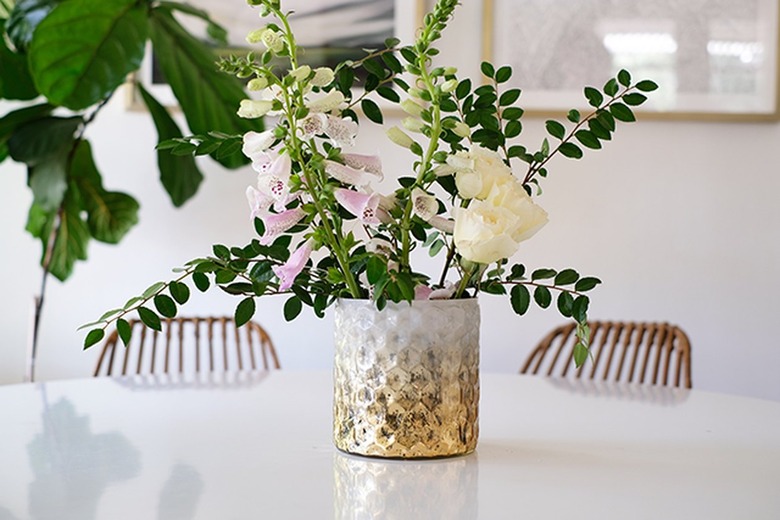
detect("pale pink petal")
[324,115,358,148]
[429,215,455,234]
[249,149,279,174]
[298,113,327,139]
[246,186,273,220]
[259,208,306,245]
[242,131,276,161]
[412,188,438,221]
[257,153,297,211]
[272,239,314,291]
[333,189,382,225]
[325,160,371,186]
[342,153,383,178]
[414,285,433,299]
[429,283,456,299]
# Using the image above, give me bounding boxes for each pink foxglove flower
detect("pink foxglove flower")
[273,239,314,291]
[259,208,306,245]
[256,153,297,211]
[334,189,385,225]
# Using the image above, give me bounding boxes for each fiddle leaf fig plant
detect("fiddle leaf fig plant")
[0,0,258,379]
[1,0,257,282]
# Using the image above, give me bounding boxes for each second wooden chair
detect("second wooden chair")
[521,321,692,388]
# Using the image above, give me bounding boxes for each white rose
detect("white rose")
[453,178,548,264]
[447,145,513,200]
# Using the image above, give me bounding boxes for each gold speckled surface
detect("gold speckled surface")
[333,299,480,459]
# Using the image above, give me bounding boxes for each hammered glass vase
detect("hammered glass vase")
[333,298,480,458]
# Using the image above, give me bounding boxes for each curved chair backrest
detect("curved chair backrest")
[94,316,280,377]
[521,321,692,389]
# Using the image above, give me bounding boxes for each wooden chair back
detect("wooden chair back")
[94,316,280,377]
[521,321,692,388]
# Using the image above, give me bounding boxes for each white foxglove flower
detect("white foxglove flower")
[306,90,345,113]
[242,130,276,160]
[323,115,358,148]
[411,188,438,221]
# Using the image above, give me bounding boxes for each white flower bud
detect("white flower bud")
[452,121,470,138]
[290,65,311,82]
[260,28,285,53]
[441,79,458,93]
[400,99,424,117]
[386,126,415,149]
[246,28,267,44]
[402,117,425,133]
[310,67,335,87]
[247,77,269,91]
[237,99,274,119]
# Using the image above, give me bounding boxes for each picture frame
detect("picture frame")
[482,0,780,121]
[127,0,424,110]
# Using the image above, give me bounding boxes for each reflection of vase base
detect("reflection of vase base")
[333,450,480,519]
[334,445,477,461]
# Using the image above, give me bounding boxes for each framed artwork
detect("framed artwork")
[129,0,423,109]
[482,0,780,120]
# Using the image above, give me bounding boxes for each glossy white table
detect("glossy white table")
[1,372,779,520]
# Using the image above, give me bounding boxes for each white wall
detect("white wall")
[2,1,779,401]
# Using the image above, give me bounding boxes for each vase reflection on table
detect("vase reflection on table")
[334,299,480,458]
[333,450,478,519]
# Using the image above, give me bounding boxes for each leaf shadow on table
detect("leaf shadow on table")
[156,463,204,520]
[0,506,19,520]
[26,391,141,520]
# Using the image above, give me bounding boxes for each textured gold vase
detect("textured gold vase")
[333,298,480,458]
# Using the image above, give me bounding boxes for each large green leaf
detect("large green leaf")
[8,115,80,210]
[5,0,62,52]
[48,189,90,280]
[149,7,254,169]
[0,103,53,165]
[28,0,148,110]
[0,33,38,100]
[25,191,91,281]
[69,140,139,243]
[137,83,204,206]
[0,103,54,140]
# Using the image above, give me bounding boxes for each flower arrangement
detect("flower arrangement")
[83,0,655,366]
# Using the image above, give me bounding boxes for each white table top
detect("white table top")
[1,372,779,520]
